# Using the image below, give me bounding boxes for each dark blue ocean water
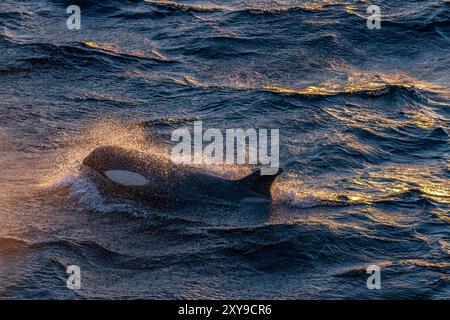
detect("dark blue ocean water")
[0,0,449,299]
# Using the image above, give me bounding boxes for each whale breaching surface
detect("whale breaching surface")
[82,146,283,204]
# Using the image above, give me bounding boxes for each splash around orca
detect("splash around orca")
[81,145,283,204]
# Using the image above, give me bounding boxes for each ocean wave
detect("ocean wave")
[143,0,367,15]
[350,2,450,31]
[334,258,450,278]
[137,67,447,102]
[82,41,171,62]
[263,83,425,98]
[0,65,32,76]
[0,237,29,252]
[205,220,430,271]
[5,42,125,72]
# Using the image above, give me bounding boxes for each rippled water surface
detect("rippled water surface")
[0,0,449,299]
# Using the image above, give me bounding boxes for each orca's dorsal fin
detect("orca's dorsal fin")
[238,167,283,198]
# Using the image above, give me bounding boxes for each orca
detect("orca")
[81,145,282,204]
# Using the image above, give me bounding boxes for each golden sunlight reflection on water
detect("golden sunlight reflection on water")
[357,164,450,204]
[263,69,449,98]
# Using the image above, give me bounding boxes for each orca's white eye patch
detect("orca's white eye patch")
[104,170,149,186]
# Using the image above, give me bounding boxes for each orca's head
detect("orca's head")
[83,146,151,187]
[82,145,122,172]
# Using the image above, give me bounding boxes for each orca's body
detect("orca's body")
[82,146,282,204]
